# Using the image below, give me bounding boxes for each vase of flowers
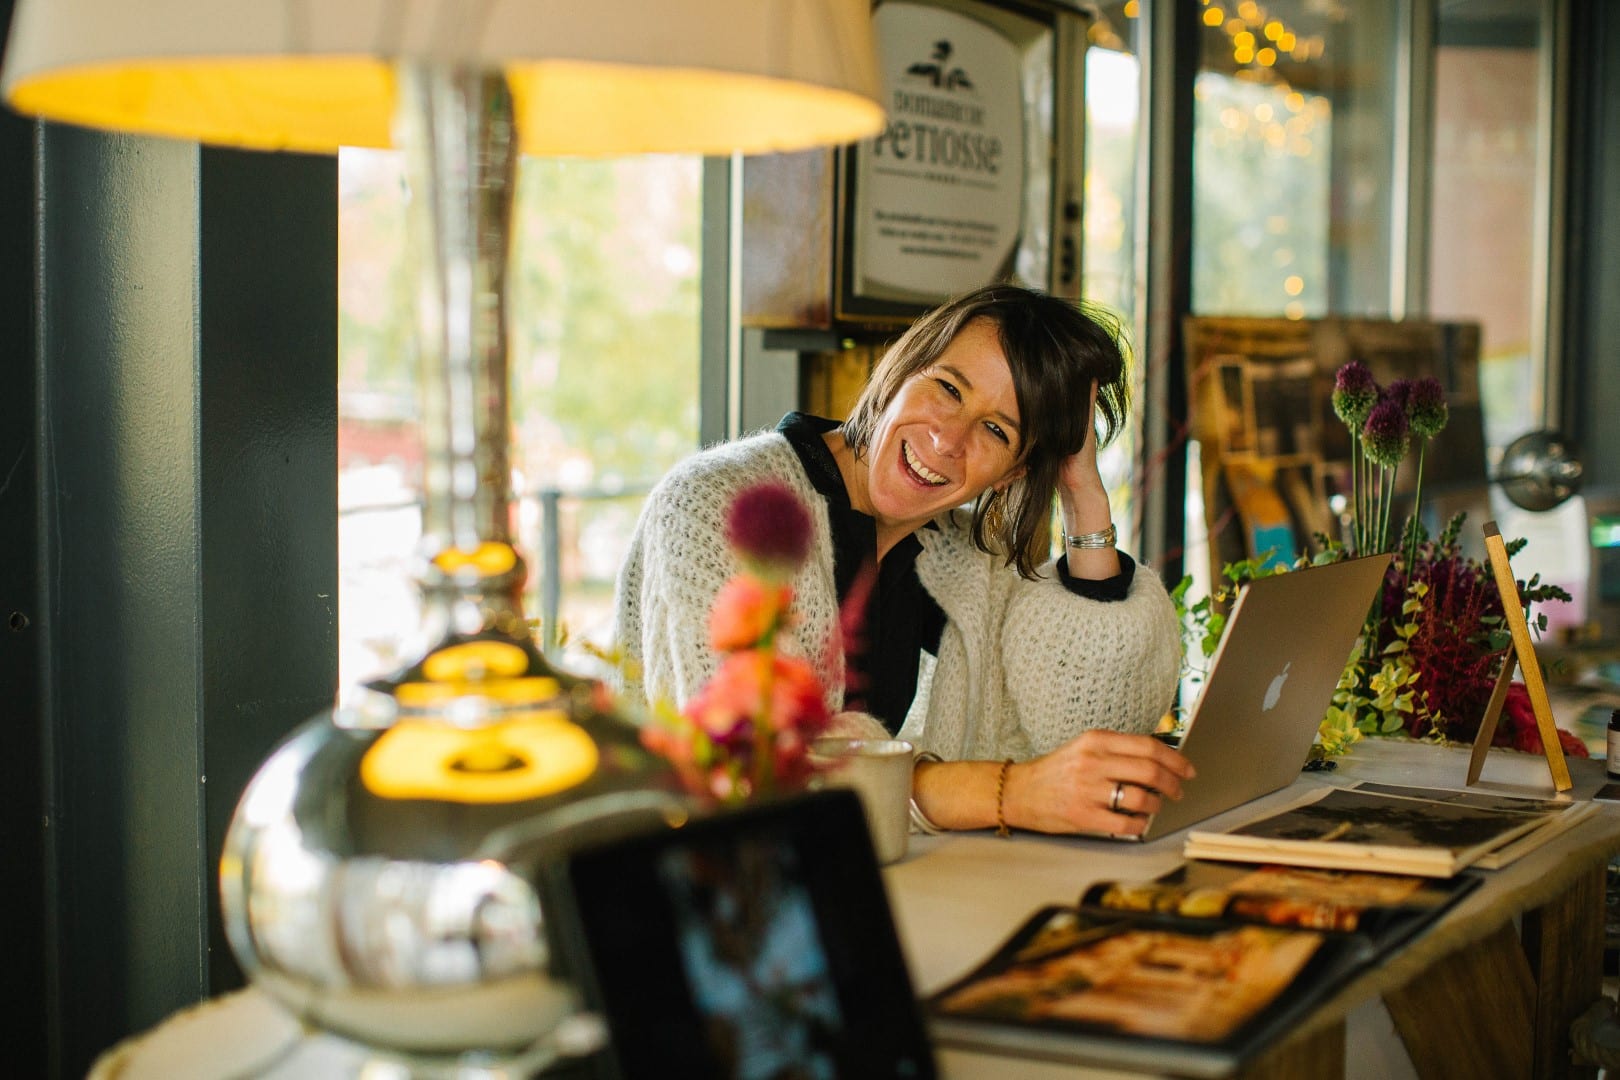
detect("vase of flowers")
[637,481,835,806]
[1177,361,1587,761]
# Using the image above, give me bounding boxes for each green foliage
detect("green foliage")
[1177,507,1575,756]
[1173,550,1308,662]
[510,158,702,486]
[1334,579,1429,740]
[338,152,703,491]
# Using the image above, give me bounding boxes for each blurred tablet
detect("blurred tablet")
[552,789,936,1079]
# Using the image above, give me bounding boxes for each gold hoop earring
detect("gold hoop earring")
[984,490,1007,535]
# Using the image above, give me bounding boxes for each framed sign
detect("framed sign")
[833,0,1083,325]
[1466,521,1573,792]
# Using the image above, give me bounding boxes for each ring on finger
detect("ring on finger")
[1109,781,1126,813]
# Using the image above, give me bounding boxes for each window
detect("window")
[1192,69,1331,320]
[1427,3,1547,455]
[1179,0,1400,604]
[1427,1,1590,638]
[1082,7,1144,553]
[338,150,702,685]
[1190,0,1379,318]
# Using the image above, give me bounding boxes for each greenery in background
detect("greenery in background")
[339,155,416,413]
[1174,514,1574,757]
[1081,51,1336,547]
[337,152,703,676]
[509,158,701,490]
[339,151,701,493]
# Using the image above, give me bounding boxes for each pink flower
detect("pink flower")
[726,481,813,579]
[683,650,830,741]
[638,724,707,794]
[642,483,835,807]
[709,575,794,651]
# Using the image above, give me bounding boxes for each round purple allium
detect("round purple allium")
[726,480,813,574]
[1384,379,1414,413]
[1362,399,1411,467]
[1332,362,1379,429]
[1407,376,1449,438]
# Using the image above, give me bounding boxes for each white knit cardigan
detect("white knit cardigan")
[612,430,1182,762]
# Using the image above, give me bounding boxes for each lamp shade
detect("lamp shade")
[0,0,885,154]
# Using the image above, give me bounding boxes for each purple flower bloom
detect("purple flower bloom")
[1332,361,1379,429]
[1362,399,1411,467]
[1334,361,1375,394]
[1407,376,1449,438]
[1384,379,1414,412]
[726,481,813,575]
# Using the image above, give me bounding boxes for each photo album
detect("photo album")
[1182,781,1593,878]
[926,858,1478,1076]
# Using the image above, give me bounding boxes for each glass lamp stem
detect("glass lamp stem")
[397,64,531,646]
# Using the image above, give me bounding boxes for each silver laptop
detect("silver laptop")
[1135,552,1394,842]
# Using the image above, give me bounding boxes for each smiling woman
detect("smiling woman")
[840,320,1027,558]
[613,284,1189,839]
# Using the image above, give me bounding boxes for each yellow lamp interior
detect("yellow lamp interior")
[5,57,885,154]
[362,712,600,803]
[421,641,534,682]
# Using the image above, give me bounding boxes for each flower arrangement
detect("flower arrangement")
[1332,363,1449,567]
[1330,513,1584,753]
[1177,360,1586,761]
[638,481,834,806]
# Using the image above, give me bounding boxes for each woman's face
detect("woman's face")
[863,317,1026,532]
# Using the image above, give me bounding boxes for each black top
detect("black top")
[777,413,1135,734]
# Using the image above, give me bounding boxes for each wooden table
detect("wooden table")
[885,738,1620,1080]
[91,739,1618,1080]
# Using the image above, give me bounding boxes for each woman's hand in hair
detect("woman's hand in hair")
[1058,380,1120,578]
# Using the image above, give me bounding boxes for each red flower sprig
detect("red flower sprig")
[641,480,831,805]
[1364,515,1584,756]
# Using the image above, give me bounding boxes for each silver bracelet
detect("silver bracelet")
[910,750,946,835]
[1064,523,1117,550]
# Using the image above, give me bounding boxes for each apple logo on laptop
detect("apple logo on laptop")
[1262,662,1291,711]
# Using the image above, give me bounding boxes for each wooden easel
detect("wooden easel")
[1465,521,1572,791]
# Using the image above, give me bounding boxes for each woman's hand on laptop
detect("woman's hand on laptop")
[1005,731,1196,837]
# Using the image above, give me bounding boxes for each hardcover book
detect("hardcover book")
[927,861,1475,1076]
[1182,782,1587,878]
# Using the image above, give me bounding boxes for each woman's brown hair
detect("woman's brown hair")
[841,284,1131,578]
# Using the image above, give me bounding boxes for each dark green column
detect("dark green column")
[2,32,340,1071]
[0,3,47,1075]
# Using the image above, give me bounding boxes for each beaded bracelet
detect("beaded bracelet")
[995,758,1014,837]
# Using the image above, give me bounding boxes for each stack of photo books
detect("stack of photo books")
[1182,782,1595,878]
[926,860,1479,1076]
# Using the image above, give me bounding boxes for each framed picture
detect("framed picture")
[832,0,1086,326]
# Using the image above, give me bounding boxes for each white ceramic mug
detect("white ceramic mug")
[809,736,914,865]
